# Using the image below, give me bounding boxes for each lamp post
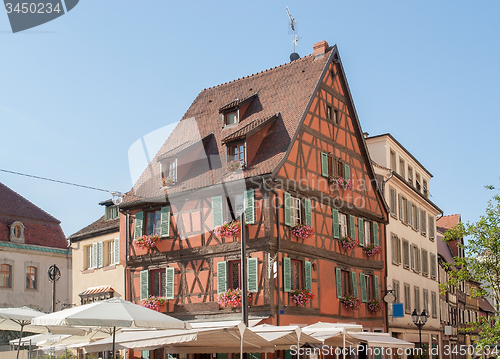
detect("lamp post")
[412,309,428,359]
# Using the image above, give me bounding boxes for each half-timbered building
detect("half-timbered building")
[120,41,389,358]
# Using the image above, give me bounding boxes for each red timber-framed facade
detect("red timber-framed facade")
[119,40,388,358]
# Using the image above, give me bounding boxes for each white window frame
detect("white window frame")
[290,196,302,227]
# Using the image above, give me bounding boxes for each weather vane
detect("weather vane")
[286,6,301,59]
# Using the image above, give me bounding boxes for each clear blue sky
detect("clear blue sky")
[1,1,499,237]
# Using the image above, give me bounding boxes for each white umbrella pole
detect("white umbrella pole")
[342,328,346,359]
[16,322,25,359]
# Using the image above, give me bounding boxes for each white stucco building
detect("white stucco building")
[0,182,72,312]
[366,134,442,355]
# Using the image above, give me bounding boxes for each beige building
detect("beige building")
[366,134,442,355]
[0,182,72,312]
[69,200,123,306]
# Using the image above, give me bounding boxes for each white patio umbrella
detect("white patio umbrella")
[0,307,46,359]
[83,321,274,354]
[31,298,191,358]
[250,324,322,349]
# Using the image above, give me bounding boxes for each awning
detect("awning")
[347,332,414,349]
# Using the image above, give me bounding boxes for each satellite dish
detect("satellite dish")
[290,53,300,61]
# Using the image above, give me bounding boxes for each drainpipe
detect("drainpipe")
[381,170,393,333]
[381,170,394,196]
[264,177,281,326]
[124,212,130,301]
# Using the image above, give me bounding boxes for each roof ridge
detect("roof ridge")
[202,52,316,92]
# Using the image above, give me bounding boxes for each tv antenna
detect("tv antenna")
[286,6,301,55]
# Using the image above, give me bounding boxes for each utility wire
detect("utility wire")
[0,169,110,193]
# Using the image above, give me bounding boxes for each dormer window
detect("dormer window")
[105,206,120,221]
[228,141,246,167]
[160,158,177,185]
[224,110,239,126]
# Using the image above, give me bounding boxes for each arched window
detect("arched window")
[26,266,37,289]
[0,264,12,288]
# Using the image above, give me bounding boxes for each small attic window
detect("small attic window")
[105,206,120,221]
[224,110,239,126]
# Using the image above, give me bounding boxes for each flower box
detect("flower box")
[227,160,242,173]
[161,176,176,187]
[217,288,251,308]
[339,235,357,250]
[329,175,353,190]
[290,289,313,306]
[214,220,241,238]
[133,234,162,250]
[341,294,361,310]
[363,244,382,256]
[367,299,383,313]
[291,224,314,239]
[141,296,167,311]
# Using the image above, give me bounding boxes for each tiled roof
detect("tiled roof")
[218,93,257,113]
[478,297,495,313]
[437,214,461,233]
[123,46,332,206]
[79,285,114,297]
[221,112,279,143]
[437,231,455,263]
[0,182,60,223]
[69,215,119,241]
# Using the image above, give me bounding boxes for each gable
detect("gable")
[275,49,388,221]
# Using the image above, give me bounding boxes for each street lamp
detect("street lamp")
[412,309,428,358]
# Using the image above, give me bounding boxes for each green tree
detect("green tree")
[442,192,500,347]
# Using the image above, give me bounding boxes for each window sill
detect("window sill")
[103,265,117,271]
[223,123,239,130]
[25,288,39,292]
[82,268,95,274]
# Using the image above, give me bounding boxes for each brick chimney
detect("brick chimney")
[313,40,329,59]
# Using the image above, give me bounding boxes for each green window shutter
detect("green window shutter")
[304,261,312,291]
[374,275,380,300]
[142,351,150,359]
[373,222,379,245]
[283,257,291,293]
[217,355,228,359]
[250,354,261,359]
[247,257,258,293]
[304,198,312,226]
[114,238,120,265]
[165,267,175,300]
[140,269,149,300]
[349,215,356,239]
[98,241,104,268]
[217,261,227,294]
[212,196,224,229]
[134,211,143,239]
[344,164,350,179]
[284,350,292,359]
[332,209,340,239]
[321,152,329,177]
[244,189,255,224]
[358,218,364,246]
[284,192,291,227]
[92,243,97,268]
[351,271,358,298]
[160,206,171,237]
[360,273,367,302]
[336,268,342,298]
